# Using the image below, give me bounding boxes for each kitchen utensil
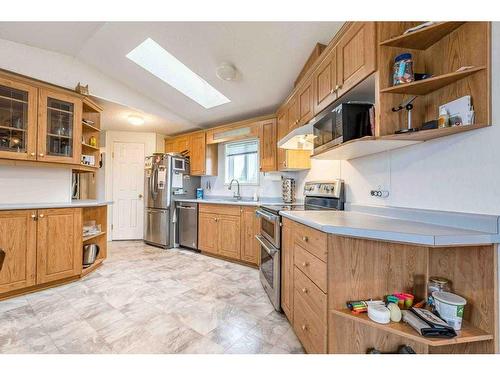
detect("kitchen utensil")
[83,244,100,268]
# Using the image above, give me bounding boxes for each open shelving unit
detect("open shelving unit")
[81,205,107,276]
[313,22,491,161]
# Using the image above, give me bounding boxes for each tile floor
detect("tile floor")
[0,241,304,354]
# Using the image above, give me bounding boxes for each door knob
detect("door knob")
[31,214,37,220]
[39,153,44,157]
[302,288,308,294]
[302,261,309,267]
[39,214,45,218]
[138,194,143,199]
[301,325,308,331]
[30,152,35,157]
[302,236,309,242]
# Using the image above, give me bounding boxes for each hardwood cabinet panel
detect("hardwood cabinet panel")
[294,267,327,325]
[293,291,327,353]
[336,22,376,97]
[164,139,174,153]
[259,118,277,172]
[298,79,314,126]
[281,223,294,321]
[218,214,241,260]
[294,222,328,262]
[276,108,288,171]
[313,48,338,115]
[199,203,240,216]
[189,132,206,176]
[287,96,300,131]
[37,89,82,165]
[240,207,260,265]
[294,244,327,292]
[0,210,37,294]
[36,208,82,284]
[0,74,38,161]
[173,136,189,154]
[198,212,218,255]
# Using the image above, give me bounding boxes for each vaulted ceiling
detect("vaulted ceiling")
[0,22,343,134]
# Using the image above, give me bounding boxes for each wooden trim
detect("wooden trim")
[294,43,327,87]
[205,114,274,144]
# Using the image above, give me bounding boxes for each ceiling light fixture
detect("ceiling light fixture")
[128,115,144,126]
[126,38,231,109]
[216,62,237,81]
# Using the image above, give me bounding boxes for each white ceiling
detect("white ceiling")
[0,22,343,133]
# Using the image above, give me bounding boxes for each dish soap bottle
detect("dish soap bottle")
[438,107,449,129]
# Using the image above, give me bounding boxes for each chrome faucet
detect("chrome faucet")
[228,179,241,200]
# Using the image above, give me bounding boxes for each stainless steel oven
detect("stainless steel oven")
[256,234,280,310]
[255,208,281,248]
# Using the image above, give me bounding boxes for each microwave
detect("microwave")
[313,102,373,152]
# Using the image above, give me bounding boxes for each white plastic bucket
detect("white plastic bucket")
[432,291,467,330]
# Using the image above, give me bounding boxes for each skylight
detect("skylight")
[126,38,230,109]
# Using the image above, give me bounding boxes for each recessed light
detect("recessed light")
[128,115,144,126]
[216,62,237,81]
[126,38,231,109]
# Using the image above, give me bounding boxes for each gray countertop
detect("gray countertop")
[280,210,500,246]
[0,200,112,210]
[175,198,299,206]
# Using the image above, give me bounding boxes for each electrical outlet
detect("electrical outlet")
[370,188,389,198]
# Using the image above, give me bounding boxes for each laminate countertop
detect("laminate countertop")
[280,210,500,246]
[175,198,298,206]
[0,200,112,211]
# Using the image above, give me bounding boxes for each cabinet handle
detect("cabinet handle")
[0,248,5,272]
[30,152,35,157]
[302,236,309,242]
[31,214,37,220]
[39,153,44,157]
[302,261,309,267]
[301,325,308,331]
[302,287,308,294]
[39,214,45,218]
[330,88,334,94]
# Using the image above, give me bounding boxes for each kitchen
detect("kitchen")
[1,4,500,369]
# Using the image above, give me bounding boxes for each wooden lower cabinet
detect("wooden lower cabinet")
[0,210,37,294]
[293,290,327,353]
[281,220,294,321]
[36,208,82,284]
[240,207,260,265]
[198,204,259,266]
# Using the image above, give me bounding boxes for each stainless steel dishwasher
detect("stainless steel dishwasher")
[177,202,198,250]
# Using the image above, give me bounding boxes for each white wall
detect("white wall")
[200,143,284,199]
[294,23,500,216]
[0,164,72,204]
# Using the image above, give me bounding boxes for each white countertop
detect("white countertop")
[280,210,500,246]
[175,198,299,206]
[0,200,112,210]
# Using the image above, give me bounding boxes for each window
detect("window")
[224,140,259,185]
[126,38,230,109]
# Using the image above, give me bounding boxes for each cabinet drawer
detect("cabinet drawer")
[293,292,327,353]
[294,244,327,292]
[294,267,327,325]
[199,203,241,216]
[294,222,327,262]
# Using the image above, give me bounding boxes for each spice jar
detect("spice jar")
[393,53,414,86]
[428,277,451,308]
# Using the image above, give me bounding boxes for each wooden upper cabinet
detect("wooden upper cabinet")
[0,75,38,161]
[336,22,376,97]
[259,118,277,172]
[276,107,288,171]
[173,136,189,154]
[189,132,206,176]
[38,88,82,165]
[240,207,260,265]
[313,48,338,115]
[298,78,314,126]
[36,208,82,284]
[287,96,300,132]
[165,139,174,153]
[218,214,241,259]
[198,212,218,255]
[0,210,37,294]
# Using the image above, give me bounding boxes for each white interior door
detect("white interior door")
[112,142,145,240]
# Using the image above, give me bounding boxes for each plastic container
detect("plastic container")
[432,291,467,330]
[368,304,391,324]
[427,277,450,308]
[393,53,414,86]
[196,188,204,199]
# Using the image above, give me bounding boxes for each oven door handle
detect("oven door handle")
[255,209,276,222]
[255,235,278,257]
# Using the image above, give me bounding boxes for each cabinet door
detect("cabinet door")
[281,223,294,321]
[189,132,206,176]
[0,76,38,161]
[276,108,288,171]
[218,214,241,260]
[336,22,376,97]
[259,119,277,172]
[0,210,37,294]
[36,208,82,284]
[313,48,338,115]
[240,207,260,265]
[165,139,174,153]
[198,212,219,255]
[287,96,300,132]
[298,78,314,126]
[173,136,189,154]
[38,89,82,164]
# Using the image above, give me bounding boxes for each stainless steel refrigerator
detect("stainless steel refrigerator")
[144,153,200,248]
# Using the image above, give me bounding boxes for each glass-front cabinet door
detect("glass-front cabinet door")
[38,89,82,164]
[0,76,37,160]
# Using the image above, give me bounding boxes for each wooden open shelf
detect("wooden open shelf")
[82,142,99,151]
[73,164,99,173]
[379,22,465,50]
[83,231,106,242]
[82,122,101,132]
[380,66,485,95]
[81,257,104,277]
[380,123,489,141]
[332,309,493,347]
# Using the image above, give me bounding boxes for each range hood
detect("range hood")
[277,121,316,150]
